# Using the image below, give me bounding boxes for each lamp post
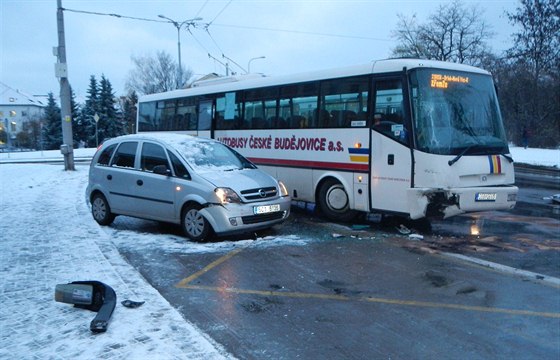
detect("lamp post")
[158,15,202,89]
[247,56,265,74]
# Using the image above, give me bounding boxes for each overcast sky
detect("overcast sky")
[1,0,518,99]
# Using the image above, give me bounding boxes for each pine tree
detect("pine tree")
[98,75,124,141]
[123,91,138,134]
[81,75,100,146]
[68,86,85,147]
[41,92,62,150]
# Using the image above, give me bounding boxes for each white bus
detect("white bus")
[137,58,518,222]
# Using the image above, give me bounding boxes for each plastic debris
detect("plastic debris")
[121,300,145,308]
[396,224,411,235]
[409,234,424,241]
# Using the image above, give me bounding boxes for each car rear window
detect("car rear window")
[96,143,117,166]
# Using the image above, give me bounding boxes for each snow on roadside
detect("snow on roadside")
[509,146,559,168]
[0,164,232,359]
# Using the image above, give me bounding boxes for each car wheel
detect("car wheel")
[91,193,115,225]
[317,178,358,222]
[182,204,212,242]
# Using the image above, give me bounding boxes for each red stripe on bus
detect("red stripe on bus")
[248,157,369,172]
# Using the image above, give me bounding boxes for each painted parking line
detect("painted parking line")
[176,246,245,288]
[175,247,560,319]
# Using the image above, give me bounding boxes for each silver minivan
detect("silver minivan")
[87,133,291,241]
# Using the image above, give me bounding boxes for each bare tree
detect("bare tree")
[498,0,560,148]
[125,51,193,95]
[391,0,494,66]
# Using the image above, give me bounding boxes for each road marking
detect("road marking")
[180,284,560,319]
[442,252,560,288]
[175,245,560,319]
[175,246,245,288]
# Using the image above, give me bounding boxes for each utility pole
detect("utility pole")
[55,0,75,170]
[158,15,202,89]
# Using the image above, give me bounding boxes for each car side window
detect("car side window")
[169,152,190,179]
[96,144,117,166]
[110,142,138,168]
[141,142,170,172]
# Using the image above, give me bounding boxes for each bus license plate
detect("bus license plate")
[475,193,497,202]
[254,204,280,214]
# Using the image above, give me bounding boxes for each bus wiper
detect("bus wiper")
[448,145,479,166]
[501,153,514,163]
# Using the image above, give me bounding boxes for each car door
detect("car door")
[106,141,140,215]
[133,141,176,221]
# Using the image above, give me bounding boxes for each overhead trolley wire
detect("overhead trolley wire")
[207,22,391,42]
[207,0,233,26]
[194,0,210,18]
[61,7,168,23]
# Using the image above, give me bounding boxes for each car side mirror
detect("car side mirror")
[153,165,171,176]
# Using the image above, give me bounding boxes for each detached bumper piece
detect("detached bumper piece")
[55,280,116,333]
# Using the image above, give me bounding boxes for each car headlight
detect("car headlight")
[215,187,241,204]
[278,180,289,197]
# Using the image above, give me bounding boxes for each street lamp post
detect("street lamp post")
[247,56,266,74]
[158,15,202,89]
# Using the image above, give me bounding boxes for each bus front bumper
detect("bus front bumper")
[408,186,519,219]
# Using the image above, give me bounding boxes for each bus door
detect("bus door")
[370,78,413,214]
[197,100,213,138]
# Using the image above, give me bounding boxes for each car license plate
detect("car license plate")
[475,193,497,202]
[254,204,280,214]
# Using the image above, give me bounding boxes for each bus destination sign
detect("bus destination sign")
[430,74,469,89]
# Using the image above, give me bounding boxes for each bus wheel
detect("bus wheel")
[317,179,358,222]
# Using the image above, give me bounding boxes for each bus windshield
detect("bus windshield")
[410,69,508,156]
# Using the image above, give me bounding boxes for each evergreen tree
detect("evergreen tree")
[81,75,100,146]
[68,86,85,147]
[41,92,62,150]
[123,91,138,134]
[98,75,124,141]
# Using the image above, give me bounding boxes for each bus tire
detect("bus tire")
[317,179,358,222]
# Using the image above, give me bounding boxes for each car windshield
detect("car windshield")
[175,140,255,173]
[410,69,509,156]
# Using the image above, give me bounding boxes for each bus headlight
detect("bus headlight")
[278,180,289,197]
[215,187,241,204]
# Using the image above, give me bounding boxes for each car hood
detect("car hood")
[198,168,278,192]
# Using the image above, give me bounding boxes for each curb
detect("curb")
[442,252,560,287]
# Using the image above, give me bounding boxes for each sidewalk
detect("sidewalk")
[0,164,232,359]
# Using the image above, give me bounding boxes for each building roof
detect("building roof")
[0,81,46,107]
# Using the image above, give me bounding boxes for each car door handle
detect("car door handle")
[136,179,143,186]
[107,175,112,180]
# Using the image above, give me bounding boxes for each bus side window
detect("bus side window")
[280,83,318,129]
[320,76,369,128]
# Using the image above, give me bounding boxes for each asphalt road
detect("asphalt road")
[113,192,560,359]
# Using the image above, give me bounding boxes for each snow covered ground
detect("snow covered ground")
[0,164,236,359]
